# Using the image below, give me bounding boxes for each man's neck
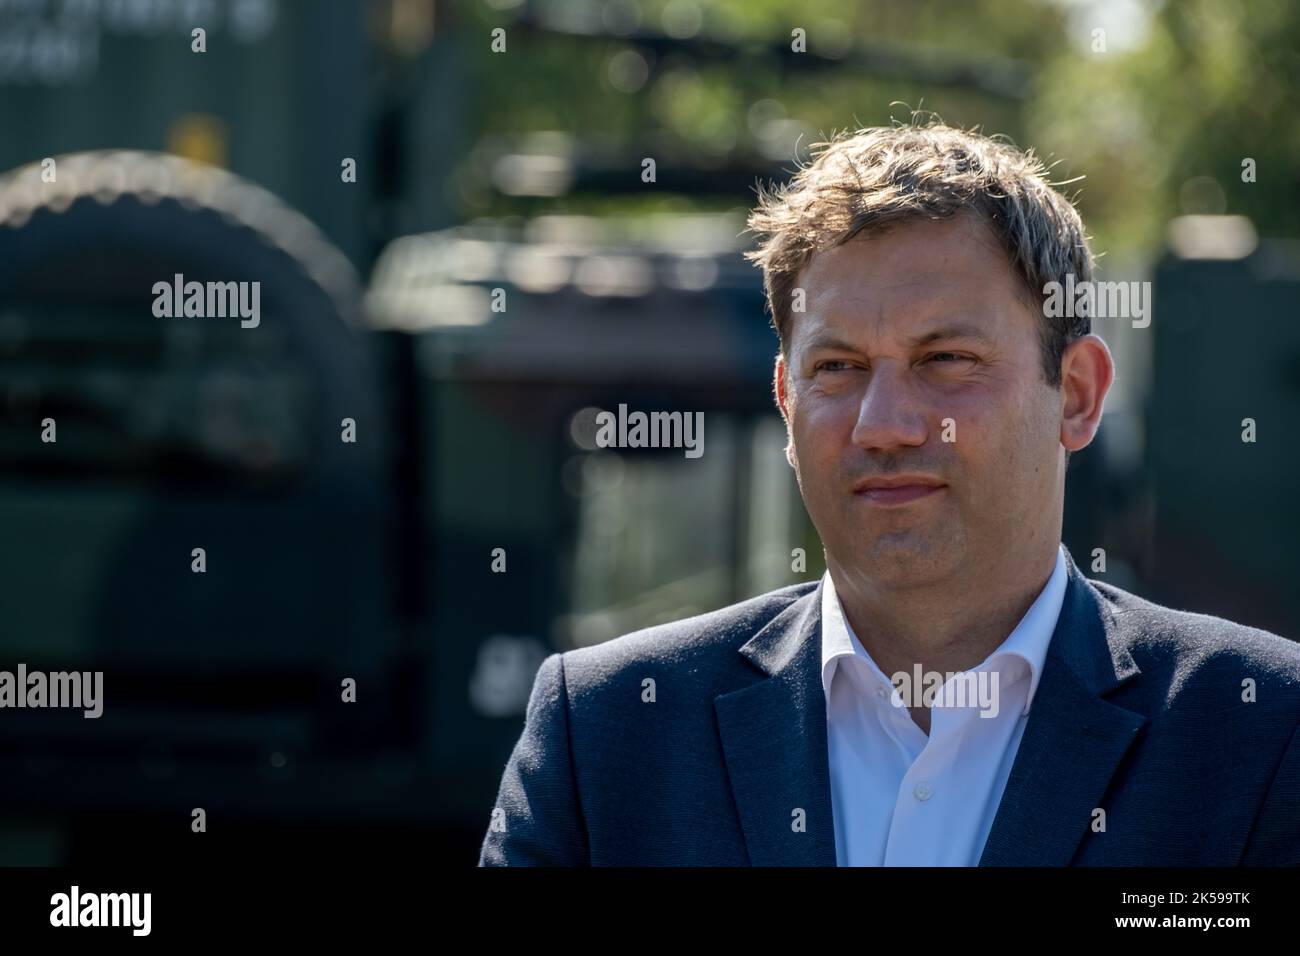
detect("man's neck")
[828,543,1059,683]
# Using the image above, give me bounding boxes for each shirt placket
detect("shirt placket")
[880,684,977,865]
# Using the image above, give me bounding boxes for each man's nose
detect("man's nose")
[850,361,929,451]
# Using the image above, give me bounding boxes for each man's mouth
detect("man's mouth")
[852,476,946,507]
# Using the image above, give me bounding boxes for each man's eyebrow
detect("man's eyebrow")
[801,325,992,353]
[908,324,993,347]
[802,334,861,353]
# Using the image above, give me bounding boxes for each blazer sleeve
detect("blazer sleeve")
[1240,716,1300,865]
[478,651,591,866]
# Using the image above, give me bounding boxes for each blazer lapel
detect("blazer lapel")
[714,585,838,866]
[978,546,1147,866]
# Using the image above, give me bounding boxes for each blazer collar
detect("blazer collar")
[977,544,1146,865]
[713,544,1146,867]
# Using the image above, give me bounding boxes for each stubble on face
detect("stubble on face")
[779,211,1064,596]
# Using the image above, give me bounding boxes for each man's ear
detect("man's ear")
[1060,333,1114,452]
[773,353,791,424]
[774,354,797,470]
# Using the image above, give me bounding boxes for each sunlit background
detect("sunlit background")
[1,0,1297,865]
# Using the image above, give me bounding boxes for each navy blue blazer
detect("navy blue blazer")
[479,545,1300,865]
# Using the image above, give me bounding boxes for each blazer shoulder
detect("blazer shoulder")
[1087,575,1300,688]
[556,580,818,698]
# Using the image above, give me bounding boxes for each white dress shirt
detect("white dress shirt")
[820,543,1068,866]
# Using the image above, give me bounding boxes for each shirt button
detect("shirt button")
[875,687,888,699]
[914,782,933,801]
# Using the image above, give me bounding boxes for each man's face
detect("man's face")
[775,211,1065,590]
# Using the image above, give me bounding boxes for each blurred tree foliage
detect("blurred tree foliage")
[1032,0,1300,256]
[458,0,1300,261]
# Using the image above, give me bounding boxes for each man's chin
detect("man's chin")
[849,535,956,588]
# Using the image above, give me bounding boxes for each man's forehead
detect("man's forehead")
[803,225,1007,287]
[792,272,1012,337]
[790,219,1029,342]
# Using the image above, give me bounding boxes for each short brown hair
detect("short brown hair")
[743,121,1094,388]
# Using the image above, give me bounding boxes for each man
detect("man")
[478,123,1300,866]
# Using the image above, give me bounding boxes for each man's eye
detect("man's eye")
[814,360,854,372]
[926,352,970,364]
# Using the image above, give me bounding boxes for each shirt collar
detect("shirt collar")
[820,543,1069,717]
